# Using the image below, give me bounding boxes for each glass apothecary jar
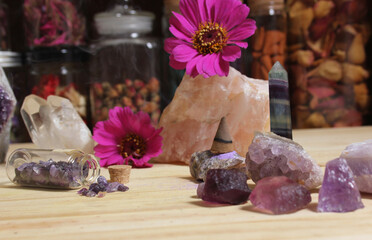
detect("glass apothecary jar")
[248,0,287,80]
[6,148,100,189]
[90,0,161,125]
[287,0,371,128]
[0,51,30,143]
[0,0,10,50]
[23,0,86,48]
[26,47,90,124]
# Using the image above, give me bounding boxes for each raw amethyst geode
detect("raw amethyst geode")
[317,158,364,213]
[340,139,372,193]
[246,132,322,189]
[197,169,251,205]
[249,176,311,214]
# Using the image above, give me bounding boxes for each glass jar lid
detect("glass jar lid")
[94,0,155,36]
[0,51,22,68]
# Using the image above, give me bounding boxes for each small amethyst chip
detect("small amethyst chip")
[249,176,311,214]
[197,169,251,205]
[78,176,129,197]
[317,158,364,213]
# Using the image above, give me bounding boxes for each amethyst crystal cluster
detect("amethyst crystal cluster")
[78,176,129,198]
[246,132,322,189]
[14,160,87,189]
[0,86,13,132]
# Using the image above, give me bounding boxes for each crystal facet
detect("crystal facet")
[340,139,372,193]
[197,169,251,205]
[0,67,16,163]
[317,158,364,213]
[21,95,94,153]
[269,62,292,139]
[246,132,322,189]
[156,67,270,164]
[249,176,311,214]
[190,150,245,181]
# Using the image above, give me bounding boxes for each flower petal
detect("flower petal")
[99,154,125,167]
[132,155,153,168]
[202,54,218,77]
[222,45,241,62]
[173,44,199,62]
[172,11,197,34]
[93,122,117,146]
[228,18,257,41]
[211,0,228,23]
[219,0,243,24]
[169,19,192,42]
[227,40,248,48]
[215,53,229,77]
[94,144,119,158]
[224,4,250,31]
[164,37,187,54]
[186,54,203,77]
[198,0,208,23]
[169,54,187,70]
[180,0,200,28]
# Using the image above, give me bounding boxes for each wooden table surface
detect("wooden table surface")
[0,126,372,240]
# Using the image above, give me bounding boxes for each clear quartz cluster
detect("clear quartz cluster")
[317,158,364,213]
[246,132,322,189]
[249,176,311,214]
[156,67,270,164]
[340,139,372,193]
[21,95,94,153]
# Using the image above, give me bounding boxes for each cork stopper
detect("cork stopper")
[108,165,132,184]
[210,117,234,154]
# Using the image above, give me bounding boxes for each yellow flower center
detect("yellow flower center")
[120,133,146,159]
[192,22,228,55]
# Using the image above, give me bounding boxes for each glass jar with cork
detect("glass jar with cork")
[6,148,100,189]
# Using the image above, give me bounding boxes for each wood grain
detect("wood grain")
[0,127,372,240]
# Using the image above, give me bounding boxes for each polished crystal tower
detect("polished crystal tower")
[269,62,292,139]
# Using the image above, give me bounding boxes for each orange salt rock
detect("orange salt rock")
[155,67,270,164]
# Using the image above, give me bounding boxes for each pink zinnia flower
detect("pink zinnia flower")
[165,0,256,78]
[93,107,163,168]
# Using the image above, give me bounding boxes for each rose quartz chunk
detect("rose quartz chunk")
[249,176,311,214]
[156,67,270,164]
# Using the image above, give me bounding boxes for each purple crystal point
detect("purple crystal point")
[246,132,322,189]
[198,169,251,205]
[268,62,292,139]
[0,86,14,132]
[317,158,364,213]
[340,139,372,193]
[249,176,311,214]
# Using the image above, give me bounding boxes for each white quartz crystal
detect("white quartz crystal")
[21,95,94,153]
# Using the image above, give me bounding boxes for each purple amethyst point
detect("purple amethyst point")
[317,158,364,213]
